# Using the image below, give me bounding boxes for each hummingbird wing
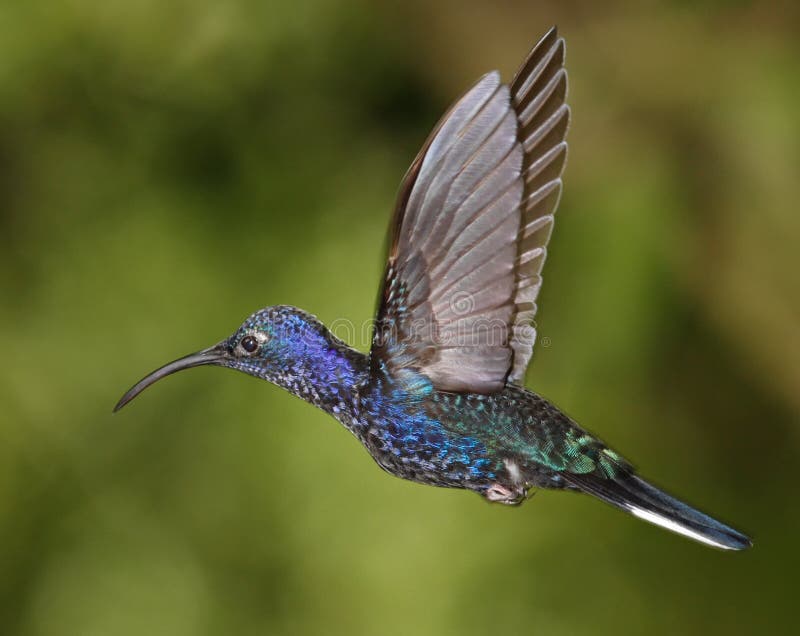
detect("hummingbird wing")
[371,28,569,393]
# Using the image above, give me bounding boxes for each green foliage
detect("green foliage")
[1,2,797,634]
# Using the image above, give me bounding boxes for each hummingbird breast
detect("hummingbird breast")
[354,398,499,490]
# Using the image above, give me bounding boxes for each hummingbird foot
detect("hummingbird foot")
[484,482,529,505]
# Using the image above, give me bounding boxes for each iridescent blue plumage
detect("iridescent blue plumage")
[115,28,751,550]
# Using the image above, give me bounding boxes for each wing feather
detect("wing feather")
[508,29,571,383]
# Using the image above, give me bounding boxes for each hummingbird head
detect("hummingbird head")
[114,305,344,412]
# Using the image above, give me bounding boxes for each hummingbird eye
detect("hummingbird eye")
[240,335,259,354]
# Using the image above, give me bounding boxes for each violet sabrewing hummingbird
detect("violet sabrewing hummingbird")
[115,28,751,550]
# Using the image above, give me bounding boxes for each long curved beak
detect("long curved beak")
[114,342,228,412]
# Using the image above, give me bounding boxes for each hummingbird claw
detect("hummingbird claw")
[484,483,528,505]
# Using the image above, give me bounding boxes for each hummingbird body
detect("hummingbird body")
[224,306,592,500]
[116,29,752,550]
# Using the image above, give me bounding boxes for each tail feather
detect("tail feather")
[565,471,752,550]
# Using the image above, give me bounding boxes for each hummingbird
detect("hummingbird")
[115,27,751,550]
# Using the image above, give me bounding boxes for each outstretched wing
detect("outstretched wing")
[371,27,569,393]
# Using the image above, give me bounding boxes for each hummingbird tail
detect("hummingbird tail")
[564,471,752,550]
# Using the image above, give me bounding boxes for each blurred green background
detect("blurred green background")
[1,1,798,634]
